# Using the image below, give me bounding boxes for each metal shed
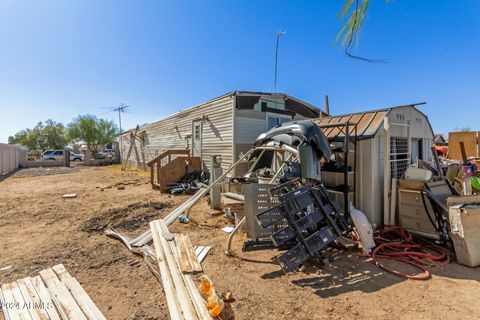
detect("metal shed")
[315,103,435,226]
[120,91,321,175]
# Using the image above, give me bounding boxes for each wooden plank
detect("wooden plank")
[175,235,194,273]
[31,276,62,320]
[182,276,212,320]
[181,235,202,272]
[448,131,477,160]
[389,178,398,225]
[1,283,23,320]
[1,281,33,320]
[194,246,203,256]
[153,221,198,320]
[383,117,391,226]
[158,221,212,320]
[39,269,87,320]
[150,221,184,320]
[197,247,211,264]
[0,289,10,320]
[51,265,106,320]
[16,278,49,320]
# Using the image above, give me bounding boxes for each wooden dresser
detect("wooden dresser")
[398,188,440,239]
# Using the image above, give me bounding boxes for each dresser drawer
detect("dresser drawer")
[399,215,438,237]
[399,189,422,205]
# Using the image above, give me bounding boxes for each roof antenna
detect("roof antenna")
[274,30,286,92]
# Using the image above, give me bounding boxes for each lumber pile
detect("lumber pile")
[0,264,105,320]
[150,219,213,320]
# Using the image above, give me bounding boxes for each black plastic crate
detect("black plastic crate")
[277,243,310,272]
[256,205,285,228]
[271,225,296,246]
[305,226,336,253]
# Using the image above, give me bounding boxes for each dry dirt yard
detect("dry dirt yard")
[1,166,480,320]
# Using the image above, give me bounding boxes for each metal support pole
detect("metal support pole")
[344,122,349,216]
[226,217,246,256]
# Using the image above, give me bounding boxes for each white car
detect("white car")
[69,152,84,161]
[98,149,115,159]
[41,150,64,161]
[41,150,84,161]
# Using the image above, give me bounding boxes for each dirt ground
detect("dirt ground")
[1,166,480,320]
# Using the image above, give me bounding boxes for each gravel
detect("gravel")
[10,167,81,178]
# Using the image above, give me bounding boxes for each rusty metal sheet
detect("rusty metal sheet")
[343,114,363,136]
[327,116,352,138]
[321,116,343,137]
[362,111,388,137]
[351,112,373,136]
[315,110,390,139]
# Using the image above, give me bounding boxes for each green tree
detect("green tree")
[66,114,118,158]
[8,120,67,151]
[336,0,388,62]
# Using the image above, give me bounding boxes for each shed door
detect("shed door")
[411,138,423,162]
[192,120,202,157]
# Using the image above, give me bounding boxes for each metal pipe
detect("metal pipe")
[269,153,297,183]
[324,95,330,115]
[344,121,349,216]
[225,148,298,255]
[247,149,266,173]
[167,148,256,223]
[226,216,246,256]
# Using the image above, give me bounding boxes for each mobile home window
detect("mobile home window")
[194,124,201,140]
[267,114,291,130]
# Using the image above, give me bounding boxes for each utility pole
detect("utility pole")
[274,30,286,92]
[113,103,129,164]
[113,103,129,133]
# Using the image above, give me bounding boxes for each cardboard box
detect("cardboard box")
[399,179,425,191]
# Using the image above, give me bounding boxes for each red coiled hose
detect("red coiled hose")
[371,226,450,280]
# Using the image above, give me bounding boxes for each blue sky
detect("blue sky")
[0,0,478,143]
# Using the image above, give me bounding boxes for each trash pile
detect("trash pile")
[165,170,209,195]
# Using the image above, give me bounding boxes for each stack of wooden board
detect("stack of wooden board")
[150,219,213,320]
[0,264,105,320]
[193,247,211,265]
[176,234,203,273]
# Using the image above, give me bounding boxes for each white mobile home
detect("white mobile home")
[121,91,322,175]
[315,103,435,226]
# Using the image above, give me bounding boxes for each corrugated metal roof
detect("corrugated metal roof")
[313,103,429,140]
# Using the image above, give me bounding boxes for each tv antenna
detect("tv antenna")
[274,30,286,92]
[113,103,130,133]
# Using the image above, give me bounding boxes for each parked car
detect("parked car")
[97,149,115,159]
[70,152,84,161]
[41,150,64,160]
[41,150,84,161]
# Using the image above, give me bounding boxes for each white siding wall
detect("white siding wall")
[355,137,384,226]
[0,144,25,175]
[234,109,267,145]
[121,95,235,172]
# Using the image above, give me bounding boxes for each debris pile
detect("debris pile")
[165,170,209,195]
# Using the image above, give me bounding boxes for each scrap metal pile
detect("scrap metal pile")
[224,120,356,272]
[165,170,209,195]
[256,180,350,272]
